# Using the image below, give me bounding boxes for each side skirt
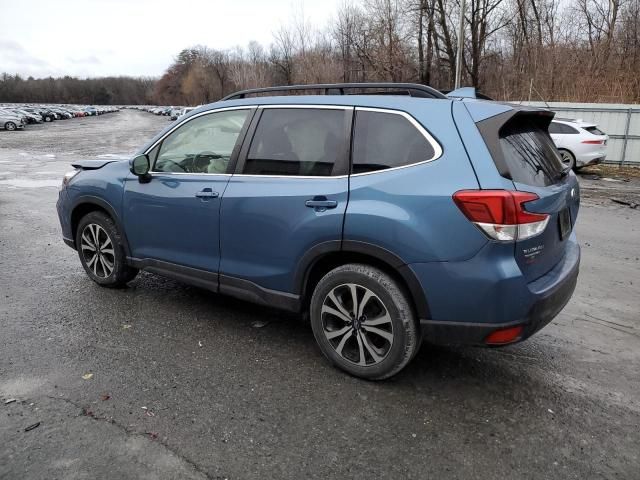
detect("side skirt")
[127,257,301,312]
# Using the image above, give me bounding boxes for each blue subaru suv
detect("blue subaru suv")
[57,83,580,379]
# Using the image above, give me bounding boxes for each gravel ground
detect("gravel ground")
[1,110,639,479]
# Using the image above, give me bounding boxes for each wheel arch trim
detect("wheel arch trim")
[70,195,131,257]
[295,240,431,320]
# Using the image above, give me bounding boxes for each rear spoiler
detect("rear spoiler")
[71,159,120,170]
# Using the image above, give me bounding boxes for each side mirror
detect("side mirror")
[130,154,151,183]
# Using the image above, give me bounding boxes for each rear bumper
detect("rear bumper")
[576,156,605,168]
[414,236,580,345]
[576,149,606,167]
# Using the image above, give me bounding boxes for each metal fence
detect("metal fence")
[517,102,640,165]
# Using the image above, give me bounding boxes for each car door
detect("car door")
[123,107,253,274]
[219,105,352,299]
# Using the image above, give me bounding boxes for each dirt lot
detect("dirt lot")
[1,110,639,479]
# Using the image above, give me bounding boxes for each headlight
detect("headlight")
[61,169,80,190]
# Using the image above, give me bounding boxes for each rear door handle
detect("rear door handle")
[305,197,338,210]
[195,189,219,198]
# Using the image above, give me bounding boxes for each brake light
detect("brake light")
[453,190,550,242]
[581,140,604,144]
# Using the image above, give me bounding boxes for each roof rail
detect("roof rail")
[221,83,447,101]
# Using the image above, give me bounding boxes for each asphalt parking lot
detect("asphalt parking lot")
[1,110,639,479]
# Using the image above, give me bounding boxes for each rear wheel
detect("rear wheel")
[44,116,52,122]
[558,149,576,170]
[310,264,419,380]
[75,211,138,287]
[5,122,17,131]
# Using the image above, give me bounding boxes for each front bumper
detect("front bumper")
[56,189,75,249]
[414,237,580,345]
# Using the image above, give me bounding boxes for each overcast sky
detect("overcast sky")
[0,0,344,79]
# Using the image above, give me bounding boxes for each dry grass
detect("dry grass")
[579,164,640,179]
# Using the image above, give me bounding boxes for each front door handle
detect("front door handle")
[195,189,219,199]
[305,197,338,211]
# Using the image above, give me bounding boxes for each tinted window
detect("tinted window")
[548,122,563,134]
[245,108,347,176]
[352,110,435,173]
[154,109,249,174]
[585,126,605,136]
[499,121,564,187]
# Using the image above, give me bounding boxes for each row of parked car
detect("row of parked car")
[0,105,119,131]
[130,105,197,122]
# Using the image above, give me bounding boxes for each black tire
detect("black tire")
[75,211,138,288]
[558,149,576,170]
[310,264,419,380]
[44,116,52,122]
[5,122,17,131]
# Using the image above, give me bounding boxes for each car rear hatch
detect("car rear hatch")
[475,108,580,282]
[582,124,608,146]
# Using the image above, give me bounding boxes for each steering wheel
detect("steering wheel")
[194,151,222,162]
[194,151,226,173]
[158,158,186,173]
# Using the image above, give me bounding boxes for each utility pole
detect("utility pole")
[454,0,466,89]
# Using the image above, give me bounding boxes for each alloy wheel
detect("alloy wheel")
[80,223,115,278]
[321,283,394,366]
[560,150,574,169]
[5,122,16,131]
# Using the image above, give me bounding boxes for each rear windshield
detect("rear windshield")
[585,126,605,136]
[499,121,564,187]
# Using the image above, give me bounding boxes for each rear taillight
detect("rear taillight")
[581,140,604,144]
[453,190,549,242]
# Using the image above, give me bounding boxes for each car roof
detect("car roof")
[552,118,597,128]
[194,94,452,113]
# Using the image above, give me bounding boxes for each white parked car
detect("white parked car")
[548,118,608,170]
[0,110,25,131]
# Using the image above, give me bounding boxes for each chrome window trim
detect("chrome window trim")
[145,106,251,175]
[233,105,443,179]
[258,104,352,110]
[149,172,232,178]
[230,174,349,180]
[142,104,443,179]
[349,107,442,177]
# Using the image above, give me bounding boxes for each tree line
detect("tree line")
[0,74,155,105]
[2,0,639,105]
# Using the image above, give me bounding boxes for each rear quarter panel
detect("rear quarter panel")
[344,101,487,263]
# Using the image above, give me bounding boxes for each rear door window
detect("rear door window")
[548,122,563,134]
[244,108,348,176]
[351,110,436,174]
[499,121,565,187]
[549,122,579,134]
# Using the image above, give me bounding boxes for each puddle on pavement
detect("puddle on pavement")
[0,178,60,188]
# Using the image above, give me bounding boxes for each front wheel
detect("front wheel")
[5,122,17,131]
[310,264,420,380]
[75,211,138,287]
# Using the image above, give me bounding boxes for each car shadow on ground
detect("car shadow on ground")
[114,271,566,402]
